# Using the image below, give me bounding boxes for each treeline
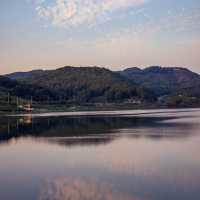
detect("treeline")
[2,65,200,107]
[2,67,155,103]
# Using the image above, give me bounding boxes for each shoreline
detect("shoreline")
[3,107,200,118]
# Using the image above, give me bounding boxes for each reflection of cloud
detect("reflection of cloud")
[38,177,141,200]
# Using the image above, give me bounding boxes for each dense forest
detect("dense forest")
[1,66,200,109]
[2,67,155,104]
[119,66,200,96]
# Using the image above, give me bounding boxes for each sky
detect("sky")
[0,0,200,74]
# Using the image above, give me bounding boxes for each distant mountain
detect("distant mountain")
[119,66,200,97]
[5,66,155,103]
[6,70,46,80]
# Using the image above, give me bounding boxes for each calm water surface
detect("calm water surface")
[0,109,200,200]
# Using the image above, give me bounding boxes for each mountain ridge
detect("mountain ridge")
[2,65,200,107]
[119,66,200,97]
[3,66,155,103]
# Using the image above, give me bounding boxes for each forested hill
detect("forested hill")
[0,75,55,101]
[4,65,200,107]
[119,66,200,97]
[4,67,155,103]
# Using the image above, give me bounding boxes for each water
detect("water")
[0,109,200,200]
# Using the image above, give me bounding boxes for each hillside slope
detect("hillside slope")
[0,75,56,101]
[6,70,45,80]
[119,66,200,97]
[6,66,155,103]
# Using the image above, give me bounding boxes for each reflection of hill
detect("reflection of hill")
[46,137,115,147]
[0,115,197,146]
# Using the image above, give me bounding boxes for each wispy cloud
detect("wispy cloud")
[35,0,148,27]
[47,7,200,69]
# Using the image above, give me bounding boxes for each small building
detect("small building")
[18,103,34,112]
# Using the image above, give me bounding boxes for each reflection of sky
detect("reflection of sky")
[0,110,200,199]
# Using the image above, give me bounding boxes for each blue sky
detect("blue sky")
[0,0,200,74]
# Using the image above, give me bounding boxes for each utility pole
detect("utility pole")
[16,97,19,106]
[7,93,10,104]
